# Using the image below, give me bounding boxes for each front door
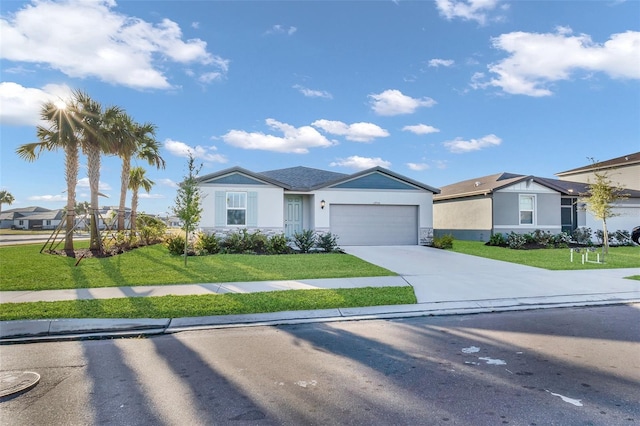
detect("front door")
[285,196,302,238]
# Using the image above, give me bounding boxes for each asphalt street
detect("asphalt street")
[1,304,638,425]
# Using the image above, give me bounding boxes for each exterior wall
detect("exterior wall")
[558,164,640,191]
[199,184,284,231]
[493,183,562,235]
[433,196,492,242]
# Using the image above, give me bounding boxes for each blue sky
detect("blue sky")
[1,0,639,215]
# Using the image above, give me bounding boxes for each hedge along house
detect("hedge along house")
[433,172,640,242]
[196,166,440,246]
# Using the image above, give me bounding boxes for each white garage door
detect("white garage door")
[330,204,418,245]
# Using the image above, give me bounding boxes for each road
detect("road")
[1,304,639,425]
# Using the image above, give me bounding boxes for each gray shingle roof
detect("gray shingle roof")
[259,166,348,191]
[556,151,640,176]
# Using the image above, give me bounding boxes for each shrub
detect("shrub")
[222,229,251,254]
[610,230,632,247]
[195,232,220,255]
[137,214,167,246]
[532,229,553,247]
[551,231,572,248]
[507,232,526,249]
[571,227,593,245]
[292,229,316,253]
[432,234,454,249]
[488,233,506,246]
[266,233,291,255]
[165,234,187,256]
[248,231,268,254]
[316,232,340,253]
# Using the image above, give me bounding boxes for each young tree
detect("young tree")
[172,153,203,266]
[580,159,629,254]
[0,190,15,213]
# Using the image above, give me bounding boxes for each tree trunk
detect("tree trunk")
[64,143,79,252]
[118,155,131,232]
[86,144,102,251]
[131,189,138,232]
[602,219,609,254]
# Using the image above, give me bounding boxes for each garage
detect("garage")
[330,204,418,245]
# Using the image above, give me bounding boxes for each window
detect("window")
[45,220,51,226]
[226,192,247,225]
[519,195,534,225]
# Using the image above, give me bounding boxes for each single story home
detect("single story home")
[196,166,440,246]
[433,172,640,242]
[0,207,64,230]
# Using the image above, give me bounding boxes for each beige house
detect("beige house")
[556,152,640,191]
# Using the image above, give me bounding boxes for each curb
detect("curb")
[1,294,638,344]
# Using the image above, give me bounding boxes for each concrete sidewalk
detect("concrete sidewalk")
[1,246,639,342]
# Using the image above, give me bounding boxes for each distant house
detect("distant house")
[0,206,64,230]
[196,166,440,246]
[433,172,640,242]
[556,151,640,191]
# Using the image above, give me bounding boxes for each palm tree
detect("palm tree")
[128,167,154,232]
[72,90,119,251]
[16,99,80,252]
[0,190,15,213]
[112,113,164,232]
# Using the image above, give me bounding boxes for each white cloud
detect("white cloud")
[265,25,297,35]
[435,0,503,25]
[293,85,333,99]
[330,156,391,170]
[222,119,335,154]
[312,119,389,142]
[27,194,66,202]
[369,89,436,116]
[157,178,179,188]
[139,193,164,199]
[428,58,455,67]
[0,82,73,126]
[444,134,502,153]
[406,163,430,171]
[198,72,223,83]
[164,139,228,163]
[484,28,640,96]
[0,0,228,89]
[77,177,112,191]
[402,124,440,135]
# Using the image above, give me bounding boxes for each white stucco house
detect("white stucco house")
[196,166,440,246]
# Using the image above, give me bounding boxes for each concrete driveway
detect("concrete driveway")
[342,245,640,304]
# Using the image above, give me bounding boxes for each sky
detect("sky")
[1,0,639,216]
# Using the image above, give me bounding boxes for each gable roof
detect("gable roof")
[556,152,640,176]
[435,172,531,200]
[259,166,348,191]
[198,165,440,193]
[436,172,640,201]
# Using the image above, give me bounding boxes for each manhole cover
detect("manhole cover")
[0,371,41,398]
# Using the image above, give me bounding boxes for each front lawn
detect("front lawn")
[0,243,395,292]
[450,240,640,271]
[0,286,416,321]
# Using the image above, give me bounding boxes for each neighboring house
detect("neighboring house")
[433,172,640,242]
[0,206,64,230]
[75,206,132,231]
[197,166,440,246]
[556,151,640,191]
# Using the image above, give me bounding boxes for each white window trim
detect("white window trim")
[226,191,247,226]
[519,194,536,226]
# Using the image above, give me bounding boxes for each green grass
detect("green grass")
[0,286,416,321]
[0,243,395,292]
[450,240,640,270]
